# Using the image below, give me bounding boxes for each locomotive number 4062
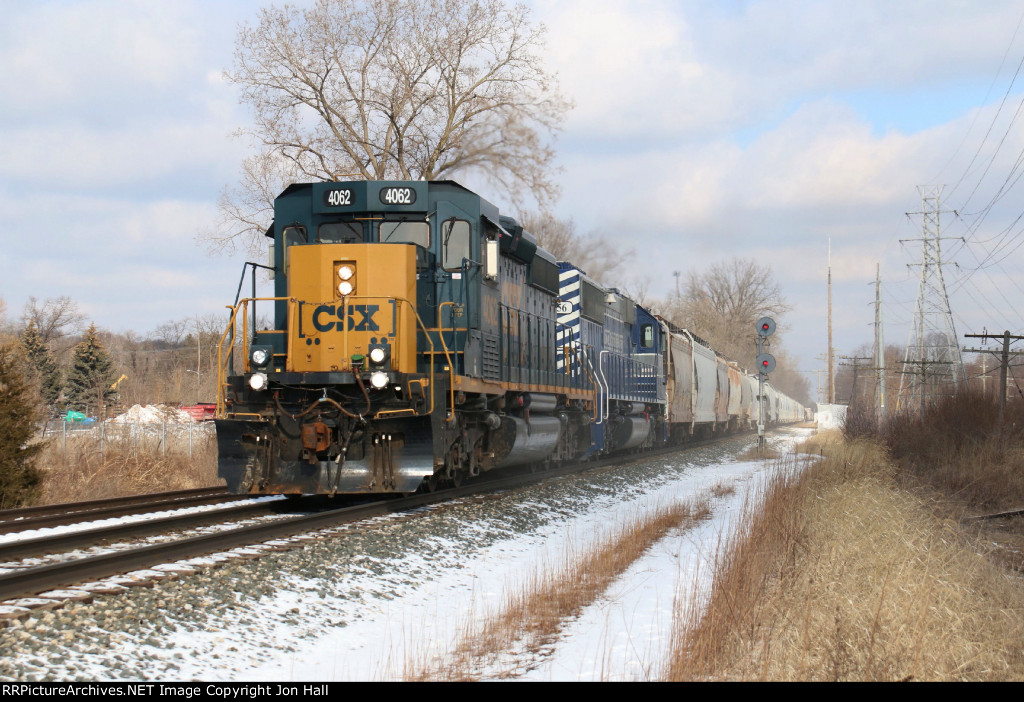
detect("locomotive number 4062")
[380,187,416,205]
[325,189,352,207]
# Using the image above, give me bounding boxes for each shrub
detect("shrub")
[0,342,44,507]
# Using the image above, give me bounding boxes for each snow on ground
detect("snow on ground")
[239,429,813,682]
[0,428,814,682]
[109,405,196,424]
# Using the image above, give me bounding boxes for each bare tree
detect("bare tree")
[210,0,571,254]
[663,257,790,370]
[0,299,10,341]
[686,258,789,328]
[517,211,634,283]
[207,152,306,254]
[770,348,813,406]
[20,296,86,351]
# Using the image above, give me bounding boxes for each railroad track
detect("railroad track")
[0,453,617,606]
[0,487,242,535]
[0,429,794,610]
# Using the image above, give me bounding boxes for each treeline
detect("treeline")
[0,296,229,419]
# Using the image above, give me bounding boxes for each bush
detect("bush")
[859,391,1024,511]
[841,405,877,441]
[0,342,44,507]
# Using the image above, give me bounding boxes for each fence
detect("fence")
[42,420,216,458]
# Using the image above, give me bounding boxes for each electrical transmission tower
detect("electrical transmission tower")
[897,185,967,414]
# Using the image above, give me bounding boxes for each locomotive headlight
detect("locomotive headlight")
[251,348,269,367]
[338,280,354,296]
[368,346,388,365]
[249,372,268,391]
[337,265,354,281]
[369,371,389,389]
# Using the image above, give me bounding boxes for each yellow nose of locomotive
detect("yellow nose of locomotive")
[287,243,417,373]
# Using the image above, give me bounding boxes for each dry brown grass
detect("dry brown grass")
[793,428,843,456]
[407,493,721,681]
[872,393,1024,512]
[665,440,1024,681]
[36,429,219,504]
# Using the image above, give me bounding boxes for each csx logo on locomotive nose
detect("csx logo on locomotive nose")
[312,304,380,332]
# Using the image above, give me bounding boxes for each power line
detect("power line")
[897,186,967,414]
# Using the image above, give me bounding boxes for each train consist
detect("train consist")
[214,180,805,495]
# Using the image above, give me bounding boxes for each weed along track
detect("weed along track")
[407,490,724,681]
[0,428,805,681]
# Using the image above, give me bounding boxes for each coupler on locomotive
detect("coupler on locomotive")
[216,370,437,495]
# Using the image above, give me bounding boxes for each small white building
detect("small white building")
[814,403,848,430]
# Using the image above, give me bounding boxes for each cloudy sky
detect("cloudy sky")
[3,0,1024,399]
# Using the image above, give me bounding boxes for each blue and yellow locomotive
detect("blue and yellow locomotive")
[214,179,804,495]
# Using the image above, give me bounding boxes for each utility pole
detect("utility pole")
[874,264,885,420]
[807,366,826,405]
[964,330,1024,426]
[897,186,966,415]
[827,239,835,404]
[839,356,874,409]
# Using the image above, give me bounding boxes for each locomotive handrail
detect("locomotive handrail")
[435,301,465,374]
[216,296,290,417]
[337,294,455,423]
[598,350,611,424]
[580,348,602,424]
[566,344,599,421]
[555,321,596,394]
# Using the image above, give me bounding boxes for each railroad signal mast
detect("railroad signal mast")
[756,316,776,449]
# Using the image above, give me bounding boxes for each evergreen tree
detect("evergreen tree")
[21,319,62,410]
[65,323,116,416]
[0,342,43,508]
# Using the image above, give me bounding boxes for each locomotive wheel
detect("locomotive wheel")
[449,468,466,488]
[422,474,442,493]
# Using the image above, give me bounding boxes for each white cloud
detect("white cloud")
[537,0,739,138]
[0,119,246,189]
[537,0,1024,142]
[0,2,207,119]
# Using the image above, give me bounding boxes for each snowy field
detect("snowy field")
[0,428,813,682]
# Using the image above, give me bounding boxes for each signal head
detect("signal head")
[757,316,776,337]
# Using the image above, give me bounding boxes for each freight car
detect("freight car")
[214,180,805,495]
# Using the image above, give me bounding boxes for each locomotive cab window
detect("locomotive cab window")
[281,225,307,271]
[379,221,429,248]
[642,324,654,349]
[441,219,471,271]
[318,221,363,243]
